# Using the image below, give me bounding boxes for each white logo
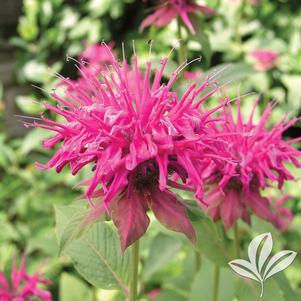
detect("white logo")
[229,232,297,298]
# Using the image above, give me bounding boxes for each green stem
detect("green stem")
[129,240,140,301]
[93,288,97,301]
[212,265,220,301]
[147,24,156,41]
[234,223,240,258]
[195,250,201,274]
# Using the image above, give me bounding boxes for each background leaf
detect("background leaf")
[194,218,235,266]
[59,273,93,301]
[143,233,182,280]
[190,259,235,301]
[55,204,130,294]
[235,278,284,301]
[197,63,254,86]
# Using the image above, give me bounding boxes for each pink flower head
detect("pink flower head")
[0,256,51,301]
[140,0,214,34]
[250,49,279,71]
[184,69,202,81]
[32,44,228,251]
[203,98,301,230]
[147,288,161,299]
[248,0,260,5]
[79,42,116,71]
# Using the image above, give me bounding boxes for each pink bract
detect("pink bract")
[33,44,229,251]
[140,0,214,34]
[203,98,301,230]
[0,256,51,301]
[250,49,279,71]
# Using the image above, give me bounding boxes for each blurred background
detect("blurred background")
[0,0,301,300]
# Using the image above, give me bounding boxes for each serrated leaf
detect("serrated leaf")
[58,210,87,253]
[264,251,297,280]
[54,204,85,240]
[66,222,130,294]
[55,205,130,294]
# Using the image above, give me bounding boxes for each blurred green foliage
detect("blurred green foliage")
[0,0,301,300]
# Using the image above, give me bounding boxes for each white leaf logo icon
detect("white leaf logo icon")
[229,232,297,298]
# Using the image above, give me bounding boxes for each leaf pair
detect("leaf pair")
[229,233,297,298]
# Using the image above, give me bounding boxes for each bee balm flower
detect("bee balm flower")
[0,256,51,301]
[33,44,227,251]
[203,99,301,230]
[250,49,279,71]
[140,0,214,34]
[79,42,116,72]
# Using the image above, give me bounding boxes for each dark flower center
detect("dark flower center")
[134,160,159,190]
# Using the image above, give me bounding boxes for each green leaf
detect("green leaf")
[155,290,184,301]
[68,18,98,40]
[59,8,79,29]
[15,95,42,114]
[0,218,19,242]
[55,205,130,294]
[198,63,254,86]
[235,278,284,301]
[143,233,182,280]
[66,222,130,294]
[40,1,53,26]
[274,273,301,301]
[18,16,39,41]
[190,259,235,301]
[54,205,88,253]
[184,198,207,221]
[87,0,112,17]
[60,273,93,301]
[20,128,53,155]
[281,75,301,110]
[191,18,212,66]
[22,60,50,83]
[194,218,235,266]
